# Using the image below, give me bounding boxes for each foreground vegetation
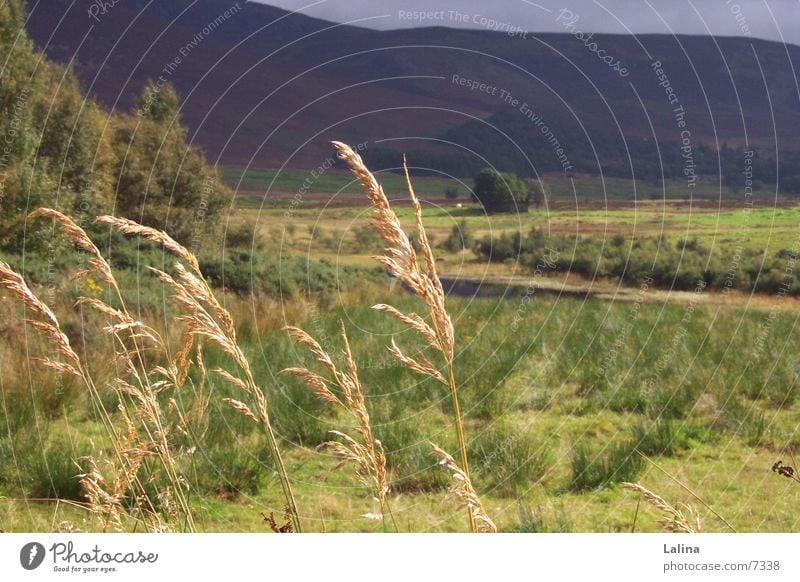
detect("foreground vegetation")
[2,0,800,534]
[3,266,800,532]
[4,145,799,533]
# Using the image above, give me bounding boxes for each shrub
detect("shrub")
[469,423,554,497]
[374,414,451,493]
[511,502,573,533]
[189,435,266,499]
[632,418,690,457]
[441,219,473,253]
[26,439,86,502]
[569,440,644,491]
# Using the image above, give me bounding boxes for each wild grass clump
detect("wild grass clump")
[185,414,267,500]
[632,418,691,457]
[2,247,180,532]
[512,502,573,533]
[569,440,644,491]
[373,411,451,494]
[98,214,301,531]
[1,208,301,532]
[0,419,88,502]
[26,440,86,502]
[469,422,554,497]
[713,395,770,446]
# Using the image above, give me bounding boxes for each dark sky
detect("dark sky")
[253,0,800,45]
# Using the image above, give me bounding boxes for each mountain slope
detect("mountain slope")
[25,0,800,181]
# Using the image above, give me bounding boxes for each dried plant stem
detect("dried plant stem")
[622,482,701,533]
[445,365,476,533]
[284,324,392,530]
[96,214,301,532]
[332,141,478,532]
[243,370,300,534]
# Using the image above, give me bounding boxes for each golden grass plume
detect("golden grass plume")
[333,141,476,532]
[284,324,390,521]
[623,482,701,533]
[430,442,496,533]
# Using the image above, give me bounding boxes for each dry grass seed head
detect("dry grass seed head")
[331,143,421,293]
[0,262,82,368]
[284,323,389,505]
[223,398,259,423]
[95,215,200,274]
[372,304,441,351]
[29,208,119,293]
[214,367,248,392]
[331,142,454,361]
[430,442,497,533]
[0,262,59,327]
[283,326,338,377]
[387,339,446,384]
[283,367,341,406]
[34,357,80,377]
[622,482,701,533]
[25,317,81,367]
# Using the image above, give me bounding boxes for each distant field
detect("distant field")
[232,197,800,293]
[221,166,780,208]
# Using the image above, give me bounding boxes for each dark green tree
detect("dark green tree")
[444,186,459,200]
[472,168,529,213]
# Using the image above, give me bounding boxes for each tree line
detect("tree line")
[0,0,231,254]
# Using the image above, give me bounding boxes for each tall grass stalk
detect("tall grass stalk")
[37,208,198,530]
[1,209,194,531]
[332,142,478,532]
[95,215,302,532]
[284,323,395,531]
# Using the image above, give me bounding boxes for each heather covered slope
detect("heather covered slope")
[24,0,800,185]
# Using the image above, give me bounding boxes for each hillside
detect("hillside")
[25,0,800,184]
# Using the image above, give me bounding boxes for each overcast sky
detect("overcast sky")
[253,0,800,45]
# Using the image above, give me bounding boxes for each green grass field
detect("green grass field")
[3,286,800,532]
[222,166,470,205]
[3,169,800,533]
[232,198,800,293]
